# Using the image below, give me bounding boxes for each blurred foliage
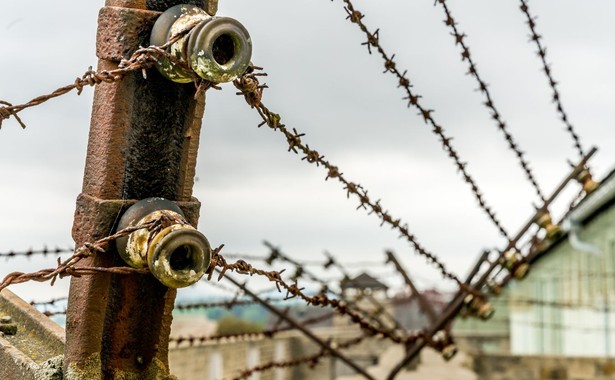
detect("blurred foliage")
[215,315,264,336]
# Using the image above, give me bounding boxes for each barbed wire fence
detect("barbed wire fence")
[0,1,604,379]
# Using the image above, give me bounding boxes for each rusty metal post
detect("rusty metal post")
[64,1,215,378]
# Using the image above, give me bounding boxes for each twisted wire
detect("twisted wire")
[519,0,584,157]
[435,0,546,203]
[335,0,510,240]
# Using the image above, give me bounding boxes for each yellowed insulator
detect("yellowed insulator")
[534,211,562,240]
[576,168,599,194]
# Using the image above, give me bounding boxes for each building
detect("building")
[456,168,615,357]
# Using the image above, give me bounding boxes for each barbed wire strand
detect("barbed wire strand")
[263,242,400,332]
[519,0,584,157]
[0,29,202,130]
[169,311,335,347]
[232,335,366,380]
[211,248,426,346]
[333,0,510,240]
[1,247,74,259]
[0,214,187,291]
[234,67,480,296]
[435,0,546,203]
[223,272,385,380]
[30,296,68,307]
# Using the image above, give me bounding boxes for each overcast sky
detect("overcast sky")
[1,0,614,303]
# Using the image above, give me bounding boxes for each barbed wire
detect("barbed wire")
[222,252,384,268]
[519,0,584,157]
[434,0,546,203]
[231,335,366,380]
[211,247,426,346]
[169,311,335,347]
[235,67,481,296]
[30,296,68,307]
[175,297,281,311]
[42,309,67,317]
[333,0,510,240]
[0,214,186,291]
[0,29,202,130]
[262,242,404,333]
[0,247,74,259]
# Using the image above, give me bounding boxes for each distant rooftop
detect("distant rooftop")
[341,272,388,290]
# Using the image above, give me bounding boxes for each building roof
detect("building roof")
[340,272,388,290]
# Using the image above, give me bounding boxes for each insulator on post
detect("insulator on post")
[575,168,599,194]
[500,248,530,280]
[115,198,212,288]
[462,294,494,321]
[534,211,562,240]
[486,279,502,296]
[432,330,458,361]
[150,4,252,83]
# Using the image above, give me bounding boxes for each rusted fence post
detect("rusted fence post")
[64,1,215,378]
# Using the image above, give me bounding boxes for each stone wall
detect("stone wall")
[470,353,615,380]
[169,328,385,380]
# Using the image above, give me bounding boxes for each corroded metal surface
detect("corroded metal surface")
[65,1,206,378]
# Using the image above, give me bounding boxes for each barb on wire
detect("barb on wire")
[235,67,478,295]
[0,214,183,291]
[30,296,68,307]
[434,0,546,203]
[174,296,294,311]
[225,251,385,269]
[519,0,584,157]
[333,0,510,240]
[42,308,67,317]
[1,247,74,259]
[0,29,207,130]
[232,335,366,380]
[262,242,401,332]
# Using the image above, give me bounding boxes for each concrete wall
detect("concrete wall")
[169,328,388,380]
[470,353,615,380]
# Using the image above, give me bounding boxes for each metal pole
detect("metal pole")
[220,271,376,380]
[64,1,213,377]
